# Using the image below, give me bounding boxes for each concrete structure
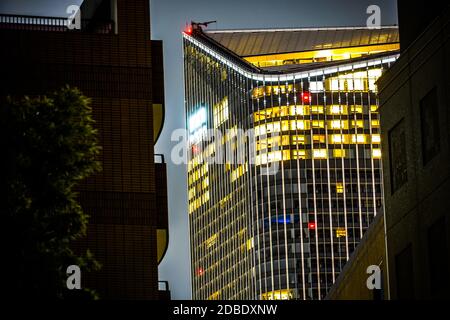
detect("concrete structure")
[377,4,450,300]
[0,0,169,299]
[326,213,387,300]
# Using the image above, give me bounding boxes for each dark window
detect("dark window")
[428,217,449,299]
[420,87,440,164]
[389,119,408,193]
[395,244,415,299]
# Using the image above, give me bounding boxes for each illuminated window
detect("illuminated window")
[372,148,382,158]
[352,134,367,143]
[336,183,344,193]
[336,228,347,238]
[333,149,346,158]
[213,97,229,128]
[312,120,324,128]
[205,234,218,248]
[230,164,248,182]
[292,149,306,159]
[351,120,365,128]
[281,120,290,131]
[370,105,378,112]
[372,134,381,143]
[311,105,324,114]
[329,120,348,129]
[313,135,326,143]
[371,119,380,127]
[331,134,350,144]
[208,291,220,300]
[328,105,346,115]
[313,149,327,159]
[261,290,293,300]
[290,105,307,115]
[246,237,254,251]
[291,120,310,130]
[292,135,305,144]
[255,150,290,165]
[310,81,324,92]
[350,105,363,113]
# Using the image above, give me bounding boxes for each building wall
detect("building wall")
[378,7,450,299]
[325,213,387,300]
[0,0,167,299]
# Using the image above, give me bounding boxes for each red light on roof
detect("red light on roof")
[196,267,204,276]
[301,92,311,104]
[185,26,193,35]
[308,222,316,230]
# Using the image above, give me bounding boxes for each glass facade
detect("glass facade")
[184,27,398,300]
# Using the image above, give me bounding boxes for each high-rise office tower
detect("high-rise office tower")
[1,0,169,299]
[183,24,399,300]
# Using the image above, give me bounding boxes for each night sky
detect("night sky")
[0,0,398,300]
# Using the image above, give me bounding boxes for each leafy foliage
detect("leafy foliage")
[1,86,101,299]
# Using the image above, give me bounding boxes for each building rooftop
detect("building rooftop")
[205,26,399,57]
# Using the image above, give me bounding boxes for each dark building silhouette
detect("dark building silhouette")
[378,3,450,300]
[0,0,169,299]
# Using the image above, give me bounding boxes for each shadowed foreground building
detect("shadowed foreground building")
[0,0,169,299]
[378,3,450,300]
[325,2,450,300]
[184,24,399,299]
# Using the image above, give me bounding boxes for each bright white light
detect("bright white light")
[189,107,207,134]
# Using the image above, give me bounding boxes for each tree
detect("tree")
[1,86,101,299]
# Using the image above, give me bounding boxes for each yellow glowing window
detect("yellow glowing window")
[291,120,310,130]
[292,135,305,144]
[351,120,365,128]
[202,177,209,189]
[371,119,380,127]
[281,120,290,131]
[329,120,348,129]
[256,150,290,165]
[188,187,195,200]
[261,289,293,300]
[313,135,326,143]
[328,105,346,115]
[333,149,346,158]
[330,134,350,144]
[290,105,307,115]
[336,228,347,238]
[313,149,327,159]
[246,237,254,251]
[230,164,248,182]
[312,120,324,128]
[350,105,363,113]
[336,183,344,193]
[372,148,382,158]
[352,134,367,143]
[370,105,378,112]
[292,149,306,159]
[205,234,218,248]
[208,291,220,300]
[372,134,381,143]
[213,97,229,128]
[311,105,324,114]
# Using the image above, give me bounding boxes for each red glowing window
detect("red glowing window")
[192,144,200,154]
[196,267,204,276]
[301,92,311,104]
[308,222,316,230]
